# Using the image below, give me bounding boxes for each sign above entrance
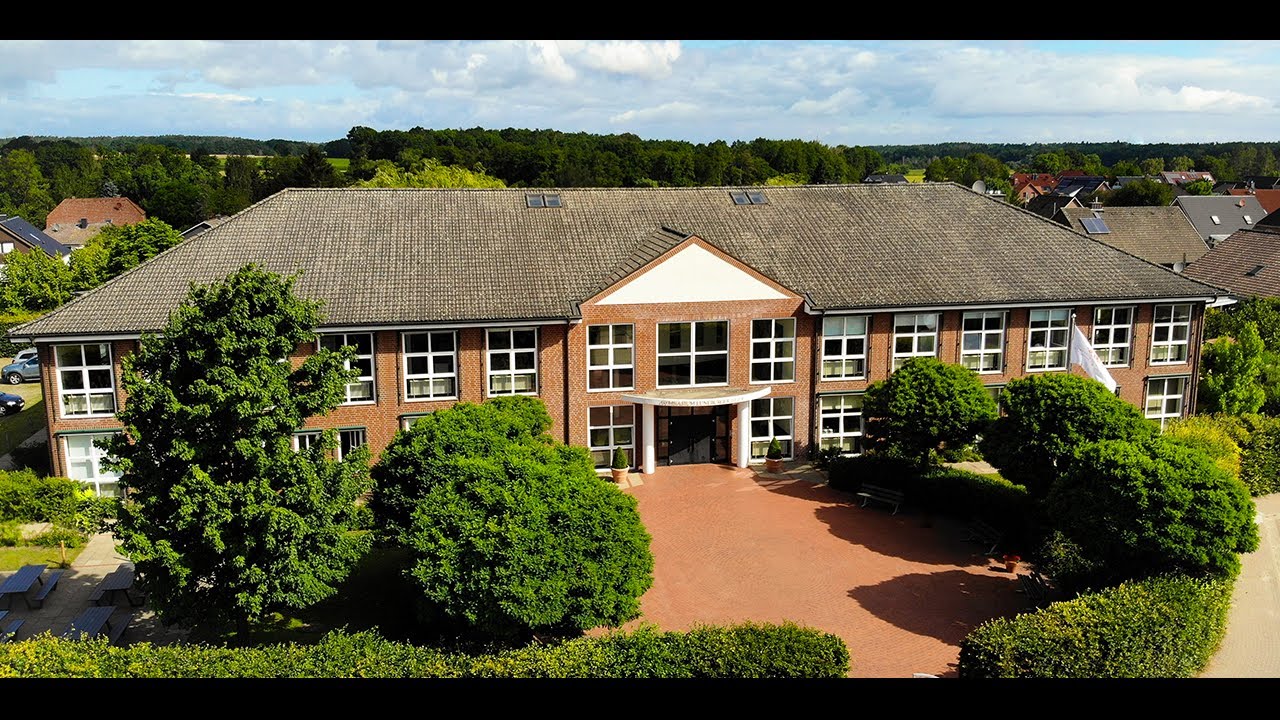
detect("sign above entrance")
[621,386,771,407]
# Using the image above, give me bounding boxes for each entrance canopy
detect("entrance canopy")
[621,386,771,407]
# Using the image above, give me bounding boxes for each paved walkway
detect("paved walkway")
[0,531,187,645]
[621,463,1027,678]
[1201,492,1280,678]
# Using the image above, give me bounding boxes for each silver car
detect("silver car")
[3,357,39,384]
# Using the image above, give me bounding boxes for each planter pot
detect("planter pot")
[611,468,629,484]
[764,457,784,474]
[1004,560,1018,573]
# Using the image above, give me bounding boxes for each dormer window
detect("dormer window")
[526,193,561,208]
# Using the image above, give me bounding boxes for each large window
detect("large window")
[751,319,795,383]
[821,316,868,379]
[487,328,538,396]
[587,324,634,391]
[750,397,794,460]
[64,433,120,497]
[56,343,116,417]
[404,331,457,400]
[1145,376,1187,429]
[1027,308,1070,371]
[892,313,938,371]
[588,405,634,468]
[1092,306,1134,367]
[292,431,322,452]
[1151,304,1192,364]
[657,321,728,387]
[337,428,367,460]
[819,394,865,454]
[319,333,375,404]
[961,311,1006,373]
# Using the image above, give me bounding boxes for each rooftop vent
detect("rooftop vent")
[1246,265,1265,277]
[77,218,88,228]
[1238,199,1247,207]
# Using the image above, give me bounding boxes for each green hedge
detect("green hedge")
[0,469,116,529]
[958,574,1233,678]
[0,623,850,678]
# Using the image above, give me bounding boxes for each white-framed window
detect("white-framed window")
[1092,306,1134,367]
[657,321,729,387]
[1145,376,1187,429]
[751,318,795,383]
[55,343,116,417]
[401,414,431,432]
[1027,308,1071,371]
[487,328,538,396]
[319,333,375,404]
[985,384,1007,415]
[892,313,938,371]
[292,431,322,452]
[64,433,121,497]
[961,311,1006,373]
[0,242,13,254]
[750,396,794,460]
[404,331,457,400]
[819,393,865,454]
[821,316,868,380]
[1151,304,1191,364]
[587,324,634,391]
[588,405,634,469]
[337,428,367,460]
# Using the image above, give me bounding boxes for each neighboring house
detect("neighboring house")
[1055,204,1208,271]
[0,215,72,274]
[1183,224,1280,299]
[9,184,1223,495]
[1024,194,1084,219]
[1228,189,1280,215]
[1110,176,1152,189]
[45,197,147,249]
[1012,173,1057,203]
[180,216,230,240]
[1051,176,1111,198]
[1172,195,1268,247]
[1242,176,1280,190]
[863,174,908,184]
[1159,171,1215,186]
[1213,181,1243,194]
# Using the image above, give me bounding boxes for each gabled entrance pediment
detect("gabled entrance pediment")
[594,238,795,306]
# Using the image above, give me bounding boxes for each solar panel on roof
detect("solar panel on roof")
[1080,217,1110,234]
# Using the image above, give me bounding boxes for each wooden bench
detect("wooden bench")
[962,517,1004,556]
[1018,571,1050,607]
[0,618,23,643]
[29,570,63,609]
[856,484,906,515]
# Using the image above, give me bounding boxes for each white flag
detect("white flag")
[1070,324,1118,393]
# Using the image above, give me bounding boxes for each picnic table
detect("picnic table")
[62,605,117,641]
[0,565,47,610]
[90,567,142,607]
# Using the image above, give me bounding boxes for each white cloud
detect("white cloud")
[572,40,681,79]
[173,92,258,103]
[788,88,866,116]
[610,101,700,124]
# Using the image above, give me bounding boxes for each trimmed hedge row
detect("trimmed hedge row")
[0,623,851,678]
[958,574,1233,678]
[0,469,116,529]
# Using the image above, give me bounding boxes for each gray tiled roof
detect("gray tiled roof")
[1173,195,1269,242]
[1183,226,1280,298]
[0,216,70,258]
[1058,206,1208,267]
[12,184,1223,338]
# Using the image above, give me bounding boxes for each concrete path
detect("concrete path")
[0,427,48,471]
[1201,492,1280,678]
[0,531,187,645]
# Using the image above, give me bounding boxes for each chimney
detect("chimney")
[1237,199,1246,208]
[1090,199,1103,211]
[78,218,88,228]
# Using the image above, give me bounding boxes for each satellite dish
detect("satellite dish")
[971,180,987,193]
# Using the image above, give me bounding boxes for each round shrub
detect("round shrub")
[1163,415,1242,482]
[862,357,997,466]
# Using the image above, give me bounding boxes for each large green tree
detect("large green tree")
[104,265,372,636]
[1198,323,1266,415]
[356,158,507,188]
[1103,178,1175,207]
[862,357,998,466]
[980,374,1158,497]
[0,248,73,311]
[373,397,653,642]
[96,218,185,276]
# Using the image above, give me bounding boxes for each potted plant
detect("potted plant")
[610,447,630,484]
[764,437,785,473]
[1002,554,1021,573]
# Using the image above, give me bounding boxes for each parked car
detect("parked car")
[0,391,22,415]
[3,357,38,384]
[12,348,37,364]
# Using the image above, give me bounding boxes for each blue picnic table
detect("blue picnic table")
[0,565,47,610]
[62,605,117,641]
[90,567,142,607]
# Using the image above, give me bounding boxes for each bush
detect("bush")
[1198,324,1266,415]
[980,374,1157,497]
[0,471,83,525]
[825,454,915,492]
[611,447,629,470]
[0,624,850,678]
[765,438,783,460]
[0,520,21,547]
[811,446,844,471]
[0,311,42,358]
[959,574,1234,678]
[1164,415,1242,482]
[862,357,997,466]
[1036,529,1103,596]
[1047,438,1259,581]
[9,441,51,477]
[29,527,85,548]
[1212,413,1280,496]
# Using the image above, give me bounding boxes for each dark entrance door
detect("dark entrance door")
[668,414,714,465]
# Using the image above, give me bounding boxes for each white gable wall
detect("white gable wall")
[597,244,789,305]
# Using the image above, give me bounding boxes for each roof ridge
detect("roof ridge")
[278,183,932,193]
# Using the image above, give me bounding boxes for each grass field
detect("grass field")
[905,169,926,183]
[0,544,85,571]
[0,375,46,457]
[327,158,350,171]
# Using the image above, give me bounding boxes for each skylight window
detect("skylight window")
[525,193,561,208]
[1211,215,1221,225]
[1246,265,1265,277]
[730,190,768,205]
[1244,215,1253,224]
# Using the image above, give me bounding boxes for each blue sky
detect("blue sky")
[2,40,1277,145]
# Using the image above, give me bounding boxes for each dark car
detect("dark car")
[0,391,23,416]
[2,357,38,384]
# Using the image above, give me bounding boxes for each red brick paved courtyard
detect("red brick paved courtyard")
[622,464,1028,678]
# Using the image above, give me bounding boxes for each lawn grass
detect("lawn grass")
[0,399,45,457]
[905,169,926,183]
[327,157,350,172]
[0,544,84,571]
